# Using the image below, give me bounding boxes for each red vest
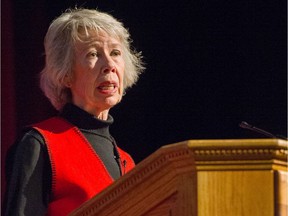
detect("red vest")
[33,117,135,216]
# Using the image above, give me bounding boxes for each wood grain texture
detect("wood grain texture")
[186,138,287,216]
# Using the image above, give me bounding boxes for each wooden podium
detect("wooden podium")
[188,139,287,216]
[69,139,287,216]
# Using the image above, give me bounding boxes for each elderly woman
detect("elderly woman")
[4,8,144,216]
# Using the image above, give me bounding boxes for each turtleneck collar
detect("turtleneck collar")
[59,103,114,131]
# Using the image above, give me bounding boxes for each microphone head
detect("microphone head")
[239,121,252,129]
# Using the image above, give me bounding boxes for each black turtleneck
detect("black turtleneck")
[60,104,121,180]
[4,104,122,216]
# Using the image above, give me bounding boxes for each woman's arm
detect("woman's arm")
[3,129,51,216]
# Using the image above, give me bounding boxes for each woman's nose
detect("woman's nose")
[102,66,116,74]
[101,55,116,74]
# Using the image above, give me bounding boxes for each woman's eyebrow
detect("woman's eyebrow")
[85,41,122,48]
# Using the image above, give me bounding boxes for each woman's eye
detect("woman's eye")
[87,51,98,58]
[111,50,121,56]
[90,52,98,57]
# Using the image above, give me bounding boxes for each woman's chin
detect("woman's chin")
[103,95,122,108]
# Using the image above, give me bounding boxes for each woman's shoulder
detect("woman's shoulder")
[18,127,46,148]
[5,128,47,173]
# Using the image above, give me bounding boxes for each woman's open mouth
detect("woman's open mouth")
[97,81,118,94]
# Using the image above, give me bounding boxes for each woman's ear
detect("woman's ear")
[63,74,72,88]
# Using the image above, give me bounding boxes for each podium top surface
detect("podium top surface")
[186,138,287,148]
[169,138,288,171]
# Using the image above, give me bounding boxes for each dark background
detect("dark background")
[2,0,287,199]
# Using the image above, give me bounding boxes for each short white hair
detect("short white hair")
[40,8,145,110]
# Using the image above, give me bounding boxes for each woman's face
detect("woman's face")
[69,30,125,119]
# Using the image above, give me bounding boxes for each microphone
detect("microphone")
[239,121,287,140]
[239,121,275,138]
[111,136,126,176]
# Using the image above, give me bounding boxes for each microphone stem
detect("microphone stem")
[250,126,276,138]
